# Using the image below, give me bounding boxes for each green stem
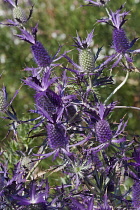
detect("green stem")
[26,144,47,180]
[104,70,129,105]
[115,106,140,111]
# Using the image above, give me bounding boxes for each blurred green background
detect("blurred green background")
[0,0,140,140]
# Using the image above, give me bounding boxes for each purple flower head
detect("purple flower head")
[47,122,68,149]
[31,41,52,68]
[16,26,52,68]
[95,119,112,143]
[98,5,140,70]
[132,180,140,209]
[93,103,115,143]
[83,0,110,7]
[86,102,127,151]
[102,5,130,54]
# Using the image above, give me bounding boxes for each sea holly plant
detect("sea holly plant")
[0,0,140,209]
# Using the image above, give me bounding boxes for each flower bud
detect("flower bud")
[13,7,27,23]
[95,119,112,143]
[47,123,68,149]
[31,41,52,67]
[79,49,95,72]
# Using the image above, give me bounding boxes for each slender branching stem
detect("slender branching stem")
[104,70,129,104]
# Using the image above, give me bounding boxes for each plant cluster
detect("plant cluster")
[0,0,140,209]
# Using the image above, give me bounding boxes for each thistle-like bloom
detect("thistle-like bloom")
[64,30,99,73]
[73,30,95,72]
[83,0,110,7]
[98,5,140,70]
[86,102,127,151]
[64,30,113,86]
[2,0,33,26]
[132,180,140,209]
[95,119,112,143]
[16,25,52,68]
[47,122,68,149]
[16,25,66,70]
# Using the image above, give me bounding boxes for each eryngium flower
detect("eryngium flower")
[95,119,112,143]
[98,5,130,54]
[113,28,130,54]
[47,123,68,149]
[16,26,52,68]
[13,6,27,23]
[79,49,95,72]
[98,5,140,69]
[132,180,140,209]
[73,30,95,72]
[31,41,52,68]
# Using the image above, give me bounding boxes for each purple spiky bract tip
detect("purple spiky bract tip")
[95,119,112,143]
[31,41,52,67]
